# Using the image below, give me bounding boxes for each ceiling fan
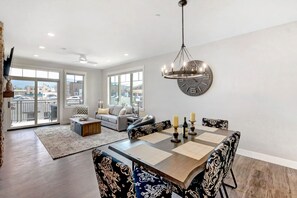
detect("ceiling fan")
[78,54,98,65]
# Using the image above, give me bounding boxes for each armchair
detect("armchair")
[72,105,88,118]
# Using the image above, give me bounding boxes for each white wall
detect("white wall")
[11,58,102,124]
[102,21,297,163]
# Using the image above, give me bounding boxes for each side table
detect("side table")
[127,116,140,126]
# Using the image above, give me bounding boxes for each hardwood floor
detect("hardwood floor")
[0,127,296,198]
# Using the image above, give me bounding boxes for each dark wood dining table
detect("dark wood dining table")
[109,127,235,190]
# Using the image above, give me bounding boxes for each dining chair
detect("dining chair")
[184,141,230,198]
[128,120,172,140]
[133,164,172,198]
[202,118,229,130]
[223,132,241,190]
[92,148,172,198]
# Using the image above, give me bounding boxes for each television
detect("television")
[3,47,14,79]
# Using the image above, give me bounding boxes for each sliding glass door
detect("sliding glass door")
[37,81,58,125]
[10,78,59,128]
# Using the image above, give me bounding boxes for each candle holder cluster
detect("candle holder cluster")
[171,126,181,143]
[188,120,197,135]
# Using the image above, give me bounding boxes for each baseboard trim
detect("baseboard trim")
[237,149,297,170]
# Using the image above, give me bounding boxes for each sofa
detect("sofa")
[95,105,134,131]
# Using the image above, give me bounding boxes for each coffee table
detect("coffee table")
[70,117,101,137]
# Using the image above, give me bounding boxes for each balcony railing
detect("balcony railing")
[11,99,58,124]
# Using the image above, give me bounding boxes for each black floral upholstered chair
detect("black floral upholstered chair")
[92,149,172,198]
[128,120,172,140]
[202,118,229,130]
[133,165,172,198]
[184,142,230,198]
[222,132,241,195]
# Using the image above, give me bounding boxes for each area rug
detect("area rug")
[34,125,128,159]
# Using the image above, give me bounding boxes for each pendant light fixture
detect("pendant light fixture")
[161,0,208,79]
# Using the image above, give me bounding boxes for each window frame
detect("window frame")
[107,67,144,110]
[64,71,86,108]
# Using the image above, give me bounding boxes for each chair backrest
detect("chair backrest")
[223,132,241,178]
[128,120,171,140]
[75,105,88,115]
[201,142,230,197]
[202,118,229,130]
[92,149,136,198]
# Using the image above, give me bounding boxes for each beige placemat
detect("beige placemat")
[195,132,226,143]
[138,133,171,144]
[195,125,218,132]
[162,127,183,134]
[125,144,172,165]
[172,141,214,161]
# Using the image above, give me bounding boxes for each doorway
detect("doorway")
[10,78,59,128]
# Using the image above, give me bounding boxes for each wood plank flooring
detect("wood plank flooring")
[0,127,296,198]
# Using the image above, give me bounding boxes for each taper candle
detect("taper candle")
[173,115,179,127]
[190,112,195,122]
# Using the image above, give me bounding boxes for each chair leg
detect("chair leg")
[219,188,225,198]
[222,183,229,198]
[224,168,238,189]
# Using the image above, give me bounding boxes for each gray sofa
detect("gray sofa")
[95,105,134,131]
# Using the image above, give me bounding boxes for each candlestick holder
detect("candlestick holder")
[171,126,181,143]
[188,120,197,135]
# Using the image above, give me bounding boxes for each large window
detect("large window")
[109,71,143,109]
[65,73,85,106]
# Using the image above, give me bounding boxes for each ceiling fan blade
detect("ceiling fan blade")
[87,61,98,65]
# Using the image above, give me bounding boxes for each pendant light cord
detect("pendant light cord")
[182,5,185,47]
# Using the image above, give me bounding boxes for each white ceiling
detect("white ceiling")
[1,0,297,69]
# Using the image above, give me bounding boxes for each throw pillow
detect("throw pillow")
[141,115,150,122]
[125,105,133,114]
[119,108,126,116]
[98,108,109,114]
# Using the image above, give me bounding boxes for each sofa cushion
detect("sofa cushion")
[112,105,123,116]
[101,115,118,124]
[108,105,115,114]
[95,114,102,119]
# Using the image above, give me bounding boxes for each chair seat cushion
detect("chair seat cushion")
[133,166,171,198]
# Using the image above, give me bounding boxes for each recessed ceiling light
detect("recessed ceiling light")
[124,53,129,56]
[39,46,45,49]
[33,54,39,57]
[47,32,55,37]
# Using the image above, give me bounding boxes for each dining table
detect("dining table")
[108,125,235,190]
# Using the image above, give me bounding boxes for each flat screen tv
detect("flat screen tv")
[3,47,14,79]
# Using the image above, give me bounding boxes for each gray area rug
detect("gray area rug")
[35,125,127,159]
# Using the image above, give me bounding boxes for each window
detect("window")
[108,70,143,109]
[65,73,85,107]
[10,67,59,79]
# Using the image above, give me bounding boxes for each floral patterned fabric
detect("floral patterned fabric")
[202,118,229,130]
[185,142,230,198]
[133,165,172,198]
[92,149,136,198]
[128,120,172,140]
[223,132,241,178]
